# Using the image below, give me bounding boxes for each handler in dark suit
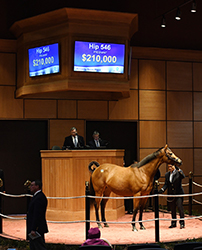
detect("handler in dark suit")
[159,164,185,229]
[27,179,48,250]
[88,131,108,149]
[63,127,85,149]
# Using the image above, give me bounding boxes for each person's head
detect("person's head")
[70,127,77,137]
[30,179,42,194]
[168,164,175,173]
[92,131,99,141]
[87,227,101,239]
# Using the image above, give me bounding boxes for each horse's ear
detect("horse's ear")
[164,144,168,149]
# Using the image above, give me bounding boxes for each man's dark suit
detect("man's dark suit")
[88,138,107,149]
[27,191,48,250]
[63,135,85,149]
[161,167,185,227]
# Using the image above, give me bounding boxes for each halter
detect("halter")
[164,147,181,165]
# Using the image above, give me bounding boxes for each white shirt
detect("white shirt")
[34,190,41,196]
[169,168,177,183]
[94,139,100,147]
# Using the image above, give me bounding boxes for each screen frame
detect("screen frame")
[73,41,126,74]
[28,42,60,78]
[70,37,129,81]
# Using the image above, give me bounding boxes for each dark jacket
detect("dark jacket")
[63,135,85,149]
[27,191,48,235]
[162,168,185,195]
[88,139,108,149]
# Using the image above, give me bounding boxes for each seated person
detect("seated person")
[63,127,85,149]
[88,131,108,149]
[81,227,112,248]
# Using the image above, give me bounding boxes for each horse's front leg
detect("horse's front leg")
[139,197,148,230]
[131,207,138,232]
[131,196,139,232]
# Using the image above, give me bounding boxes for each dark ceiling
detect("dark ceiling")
[1,0,202,50]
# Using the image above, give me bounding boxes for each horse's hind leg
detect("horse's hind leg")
[101,187,111,227]
[94,197,102,228]
[139,198,148,230]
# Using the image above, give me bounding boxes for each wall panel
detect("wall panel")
[139,60,165,90]
[0,86,23,118]
[194,122,202,147]
[167,121,193,147]
[78,101,108,119]
[58,100,77,119]
[139,90,166,120]
[171,148,193,176]
[49,120,85,149]
[0,53,16,86]
[194,92,202,120]
[167,62,192,91]
[167,91,192,121]
[24,100,57,118]
[194,149,202,175]
[109,90,138,120]
[129,59,138,89]
[193,63,202,91]
[139,121,166,148]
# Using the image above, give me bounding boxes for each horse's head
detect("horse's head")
[161,144,182,166]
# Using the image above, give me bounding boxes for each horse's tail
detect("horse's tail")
[88,161,100,174]
[88,161,100,206]
[89,175,96,207]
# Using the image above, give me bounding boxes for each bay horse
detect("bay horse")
[89,145,182,231]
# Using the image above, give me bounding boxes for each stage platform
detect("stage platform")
[0,211,202,245]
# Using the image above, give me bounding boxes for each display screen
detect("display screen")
[28,43,60,77]
[74,41,125,74]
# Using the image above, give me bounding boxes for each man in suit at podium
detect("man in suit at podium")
[27,179,48,250]
[88,131,108,149]
[63,127,85,149]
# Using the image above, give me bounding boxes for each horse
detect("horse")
[89,144,182,232]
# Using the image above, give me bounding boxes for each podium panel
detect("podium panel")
[40,149,125,221]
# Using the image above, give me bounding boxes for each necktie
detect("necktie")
[96,140,100,147]
[74,137,77,147]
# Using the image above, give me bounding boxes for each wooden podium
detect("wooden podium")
[40,149,125,221]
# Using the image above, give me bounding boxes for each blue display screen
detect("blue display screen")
[28,43,60,77]
[74,41,125,74]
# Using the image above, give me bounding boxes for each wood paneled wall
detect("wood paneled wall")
[1,41,202,210]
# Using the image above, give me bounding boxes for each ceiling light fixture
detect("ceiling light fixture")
[175,7,181,20]
[158,0,197,28]
[161,15,166,28]
[191,0,196,12]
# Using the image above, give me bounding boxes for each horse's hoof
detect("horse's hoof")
[140,225,146,230]
[104,223,109,227]
[98,224,103,229]
[132,227,138,232]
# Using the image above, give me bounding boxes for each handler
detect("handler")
[159,164,185,229]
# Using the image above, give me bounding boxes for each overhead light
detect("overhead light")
[161,15,166,28]
[175,7,181,20]
[191,0,196,12]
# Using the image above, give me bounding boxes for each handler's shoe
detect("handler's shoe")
[169,224,176,228]
[180,224,185,229]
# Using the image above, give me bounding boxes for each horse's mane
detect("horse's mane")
[131,147,163,168]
